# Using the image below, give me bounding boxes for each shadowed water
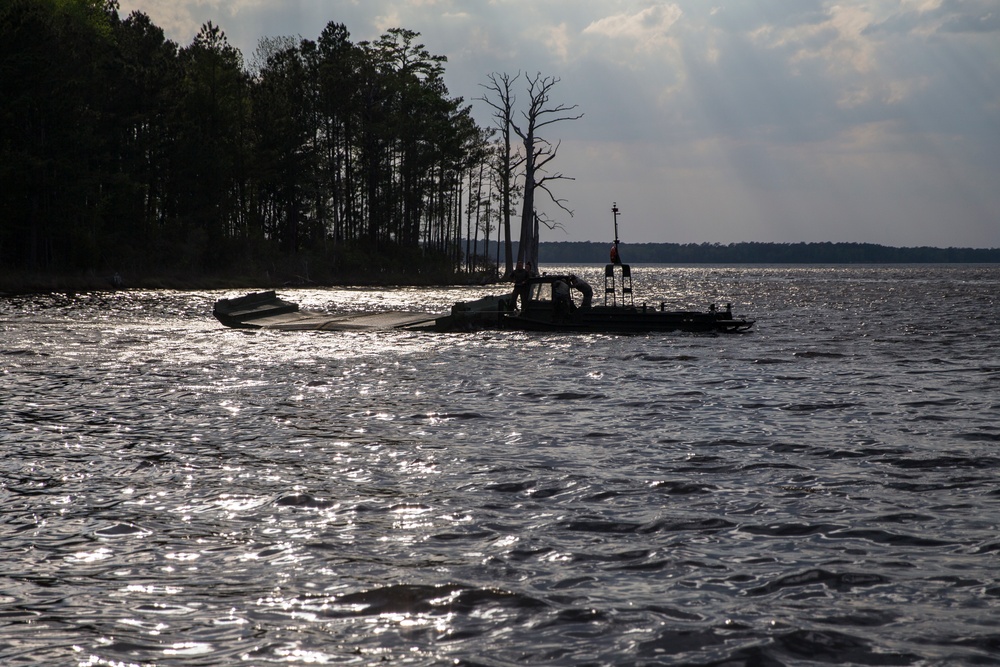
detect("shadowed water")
[2,265,999,665]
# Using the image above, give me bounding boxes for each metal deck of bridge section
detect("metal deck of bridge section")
[245,310,442,331]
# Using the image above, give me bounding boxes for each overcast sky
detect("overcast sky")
[118,0,999,248]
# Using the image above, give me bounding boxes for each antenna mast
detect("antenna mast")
[612,202,620,246]
[610,202,622,265]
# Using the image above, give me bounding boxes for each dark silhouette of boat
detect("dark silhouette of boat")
[212,278,752,334]
[495,269,753,333]
[212,205,754,334]
[491,204,753,333]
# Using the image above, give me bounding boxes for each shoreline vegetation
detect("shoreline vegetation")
[3,240,998,295]
[0,268,505,295]
[537,241,1000,265]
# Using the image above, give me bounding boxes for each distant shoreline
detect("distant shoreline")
[532,241,1000,265]
[4,257,998,296]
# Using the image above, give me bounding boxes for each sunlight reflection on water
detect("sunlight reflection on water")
[2,265,999,665]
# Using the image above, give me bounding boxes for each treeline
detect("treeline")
[0,0,498,285]
[536,242,1000,264]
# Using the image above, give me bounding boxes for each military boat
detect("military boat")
[499,270,753,333]
[491,203,753,333]
[212,205,754,334]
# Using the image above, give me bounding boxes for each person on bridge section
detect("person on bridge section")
[511,261,531,311]
[568,275,593,309]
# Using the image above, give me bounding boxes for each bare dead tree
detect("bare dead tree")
[509,73,583,271]
[478,72,521,277]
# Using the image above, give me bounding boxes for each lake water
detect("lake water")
[2,264,999,666]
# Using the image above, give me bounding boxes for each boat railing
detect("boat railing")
[604,263,634,306]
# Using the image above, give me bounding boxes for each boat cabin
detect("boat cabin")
[523,274,585,313]
[526,275,566,303]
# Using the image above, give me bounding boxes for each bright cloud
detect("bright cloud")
[532,21,573,62]
[748,4,882,108]
[583,4,684,51]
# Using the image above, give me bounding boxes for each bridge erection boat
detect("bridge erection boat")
[212,205,754,335]
[498,269,753,334]
[212,279,753,334]
[470,203,754,334]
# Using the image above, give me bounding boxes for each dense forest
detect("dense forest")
[0,0,509,287]
[535,242,1000,264]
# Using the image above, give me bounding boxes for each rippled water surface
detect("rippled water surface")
[2,265,999,666]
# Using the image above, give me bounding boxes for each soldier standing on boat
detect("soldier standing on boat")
[569,275,593,309]
[553,277,572,315]
[511,261,531,311]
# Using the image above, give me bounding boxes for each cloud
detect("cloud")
[746,4,882,110]
[867,0,1000,35]
[570,4,691,136]
[583,3,684,53]
[527,21,573,63]
[117,0,205,45]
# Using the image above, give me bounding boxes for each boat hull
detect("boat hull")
[212,290,755,334]
[503,305,754,333]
